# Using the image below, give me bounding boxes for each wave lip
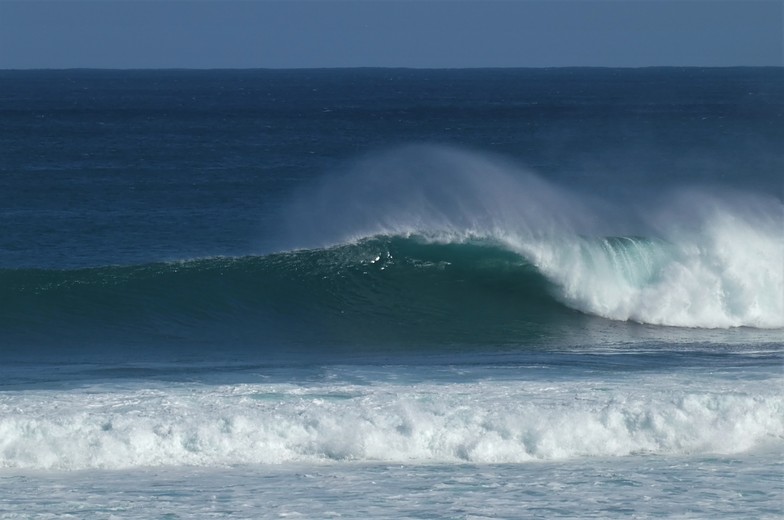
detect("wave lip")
[1,377,781,471]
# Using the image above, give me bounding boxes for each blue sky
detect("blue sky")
[0,1,781,69]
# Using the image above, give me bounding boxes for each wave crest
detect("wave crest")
[283,146,783,329]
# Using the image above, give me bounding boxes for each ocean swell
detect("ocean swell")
[1,227,782,357]
[2,147,781,354]
[0,237,570,350]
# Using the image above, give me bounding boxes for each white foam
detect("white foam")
[1,375,781,471]
[518,199,784,328]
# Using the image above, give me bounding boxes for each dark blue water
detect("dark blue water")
[1,68,782,359]
[0,69,782,518]
[1,68,781,269]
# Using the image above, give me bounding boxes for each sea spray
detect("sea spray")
[282,145,598,248]
[283,145,784,329]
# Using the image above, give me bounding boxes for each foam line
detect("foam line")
[1,378,781,470]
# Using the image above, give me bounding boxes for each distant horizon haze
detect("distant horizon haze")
[0,1,781,69]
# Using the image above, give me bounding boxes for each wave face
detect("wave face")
[0,237,573,350]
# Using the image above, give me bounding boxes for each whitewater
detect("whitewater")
[2,364,782,470]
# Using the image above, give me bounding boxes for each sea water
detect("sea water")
[0,68,782,518]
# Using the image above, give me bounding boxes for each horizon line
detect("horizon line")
[2,65,781,72]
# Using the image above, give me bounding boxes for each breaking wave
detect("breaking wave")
[1,376,781,470]
[2,226,781,353]
[2,146,781,355]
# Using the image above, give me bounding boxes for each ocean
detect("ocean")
[0,68,782,518]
